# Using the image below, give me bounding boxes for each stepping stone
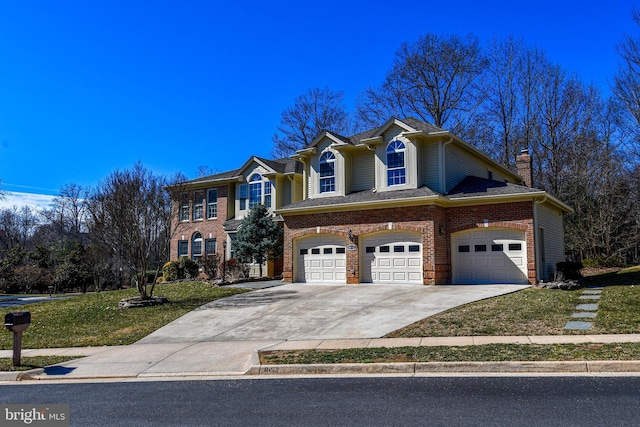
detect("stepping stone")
[586,286,604,289]
[575,303,598,311]
[572,312,596,319]
[579,295,601,300]
[582,290,602,295]
[564,321,592,330]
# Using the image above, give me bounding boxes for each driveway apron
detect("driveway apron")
[138,283,529,343]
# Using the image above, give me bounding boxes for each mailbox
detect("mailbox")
[4,311,31,332]
[4,312,31,366]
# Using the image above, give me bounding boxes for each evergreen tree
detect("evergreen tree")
[234,204,283,277]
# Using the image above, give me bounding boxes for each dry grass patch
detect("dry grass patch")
[0,282,249,349]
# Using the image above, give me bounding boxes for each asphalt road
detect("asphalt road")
[2,376,640,426]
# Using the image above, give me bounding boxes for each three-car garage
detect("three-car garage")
[294,227,529,285]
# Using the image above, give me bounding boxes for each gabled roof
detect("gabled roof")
[298,117,447,153]
[182,157,302,187]
[183,168,241,185]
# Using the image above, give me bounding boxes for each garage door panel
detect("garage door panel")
[490,258,507,267]
[408,258,421,267]
[362,233,423,284]
[393,272,407,281]
[296,236,346,283]
[393,258,407,267]
[378,258,392,267]
[408,272,422,280]
[511,257,524,267]
[453,229,528,284]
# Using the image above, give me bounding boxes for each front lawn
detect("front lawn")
[262,266,640,364]
[387,267,640,338]
[0,282,249,349]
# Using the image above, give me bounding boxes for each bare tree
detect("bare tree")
[356,33,487,138]
[614,8,640,154]
[42,184,89,240]
[0,206,39,251]
[272,87,350,157]
[88,162,185,299]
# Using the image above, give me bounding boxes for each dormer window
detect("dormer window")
[249,174,262,209]
[387,141,406,186]
[319,151,336,193]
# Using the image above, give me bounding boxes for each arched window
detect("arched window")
[319,151,336,193]
[386,141,406,186]
[249,173,262,209]
[192,232,203,260]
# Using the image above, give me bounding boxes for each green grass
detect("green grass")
[0,356,79,372]
[387,287,582,337]
[262,266,640,364]
[0,282,249,349]
[387,269,640,338]
[260,343,640,364]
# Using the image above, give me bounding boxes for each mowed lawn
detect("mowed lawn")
[0,282,249,350]
[387,266,640,338]
[261,266,640,364]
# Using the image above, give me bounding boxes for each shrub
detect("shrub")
[582,257,625,269]
[163,261,179,282]
[201,253,221,279]
[162,258,200,281]
[556,261,583,280]
[179,257,200,279]
[224,258,249,282]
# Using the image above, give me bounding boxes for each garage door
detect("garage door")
[452,228,528,284]
[362,232,423,284]
[295,236,346,283]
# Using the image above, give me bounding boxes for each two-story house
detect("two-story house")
[170,156,303,277]
[276,117,572,285]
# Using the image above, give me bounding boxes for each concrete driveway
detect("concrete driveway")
[32,282,530,379]
[138,283,530,343]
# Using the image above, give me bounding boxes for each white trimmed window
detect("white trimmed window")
[319,151,336,193]
[387,141,406,186]
[179,193,189,221]
[207,189,218,219]
[205,238,216,256]
[192,232,203,260]
[249,174,262,209]
[178,240,188,257]
[264,180,272,208]
[193,191,204,220]
[239,183,247,210]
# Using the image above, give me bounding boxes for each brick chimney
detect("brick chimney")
[516,148,533,188]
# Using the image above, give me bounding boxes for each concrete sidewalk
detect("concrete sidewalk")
[3,334,640,381]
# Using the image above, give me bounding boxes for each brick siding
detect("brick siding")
[283,201,536,285]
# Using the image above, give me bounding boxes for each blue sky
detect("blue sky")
[0,0,637,209]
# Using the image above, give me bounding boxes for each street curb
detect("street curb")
[0,368,44,382]
[249,360,640,376]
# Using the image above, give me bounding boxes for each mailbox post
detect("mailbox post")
[4,312,31,366]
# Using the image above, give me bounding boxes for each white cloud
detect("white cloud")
[0,191,56,211]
